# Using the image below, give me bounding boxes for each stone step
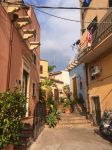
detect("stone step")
[58,120,89,124]
[56,124,91,128]
[60,117,87,120]
[60,114,86,118]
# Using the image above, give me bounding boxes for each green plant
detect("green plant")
[48,65,56,73]
[63,85,71,99]
[62,99,74,113]
[59,97,64,103]
[46,112,58,128]
[0,90,27,149]
[45,99,60,127]
[46,111,60,128]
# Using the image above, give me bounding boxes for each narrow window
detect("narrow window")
[40,65,43,74]
[32,83,36,97]
[33,53,36,65]
[109,0,112,7]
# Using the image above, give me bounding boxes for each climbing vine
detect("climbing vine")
[0,90,27,149]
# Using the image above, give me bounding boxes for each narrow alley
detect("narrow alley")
[29,113,112,150]
[1,0,112,150]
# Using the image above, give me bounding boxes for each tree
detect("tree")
[48,65,56,73]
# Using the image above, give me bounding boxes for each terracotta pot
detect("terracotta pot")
[2,144,13,150]
[46,108,50,115]
[64,108,73,114]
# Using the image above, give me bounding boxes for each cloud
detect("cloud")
[24,0,80,71]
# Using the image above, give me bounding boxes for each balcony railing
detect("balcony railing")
[92,9,112,48]
[78,9,112,59]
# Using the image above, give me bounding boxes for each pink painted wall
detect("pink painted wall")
[0,5,40,124]
[0,5,11,92]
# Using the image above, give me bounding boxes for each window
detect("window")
[32,83,36,97]
[33,53,36,64]
[40,65,43,74]
[22,70,29,97]
[80,81,83,89]
[109,0,112,7]
[87,16,97,33]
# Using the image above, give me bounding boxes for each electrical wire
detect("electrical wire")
[1,1,112,24]
[33,8,112,24]
[35,8,81,23]
[4,1,112,10]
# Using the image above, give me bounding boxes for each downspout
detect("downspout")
[7,14,18,90]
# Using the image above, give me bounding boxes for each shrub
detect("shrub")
[45,99,60,127]
[0,90,27,149]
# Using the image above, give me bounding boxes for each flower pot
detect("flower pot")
[46,108,50,115]
[2,144,13,150]
[64,108,73,114]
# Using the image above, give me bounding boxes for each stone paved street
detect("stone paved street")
[29,127,112,150]
[28,113,112,150]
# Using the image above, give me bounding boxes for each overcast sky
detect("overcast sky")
[24,0,80,71]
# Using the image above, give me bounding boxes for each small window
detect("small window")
[80,81,83,89]
[109,0,112,7]
[32,83,36,97]
[40,65,43,74]
[33,53,36,64]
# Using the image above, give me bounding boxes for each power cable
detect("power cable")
[1,1,112,24]
[35,8,81,23]
[4,1,112,10]
[33,8,112,24]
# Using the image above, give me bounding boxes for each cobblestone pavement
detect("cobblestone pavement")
[29,127,112,150]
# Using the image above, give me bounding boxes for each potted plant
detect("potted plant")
[63,99,73,114]
[46,104,60,128]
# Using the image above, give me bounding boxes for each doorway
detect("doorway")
[54,88,59,102]
[72,77,78,99]
[92,96,101,125]
[22,69,29,116]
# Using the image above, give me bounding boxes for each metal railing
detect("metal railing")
[78,9,112,59]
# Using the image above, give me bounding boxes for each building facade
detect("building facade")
[49,71,70,101]
[40,59,49,80]
[78,0,112,124]
[0,1,40,148]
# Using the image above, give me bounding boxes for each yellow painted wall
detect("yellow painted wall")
[83,0,108,29]
[88,52,112,114]
[80,0,109,51]
[40,60,48,78]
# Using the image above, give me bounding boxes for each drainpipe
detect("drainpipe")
[7,13,18,90]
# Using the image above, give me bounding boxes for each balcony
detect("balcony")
[78,10,112,63]
[27,42,40,51]
[16,16,31,28]
[20,29,36,40]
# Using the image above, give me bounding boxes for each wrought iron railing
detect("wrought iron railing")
[92,9,112,48]
[78,9,112,59]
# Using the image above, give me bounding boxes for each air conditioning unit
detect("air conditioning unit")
[91,66,101,76]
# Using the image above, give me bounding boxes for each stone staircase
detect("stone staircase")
[56,113,91,128]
